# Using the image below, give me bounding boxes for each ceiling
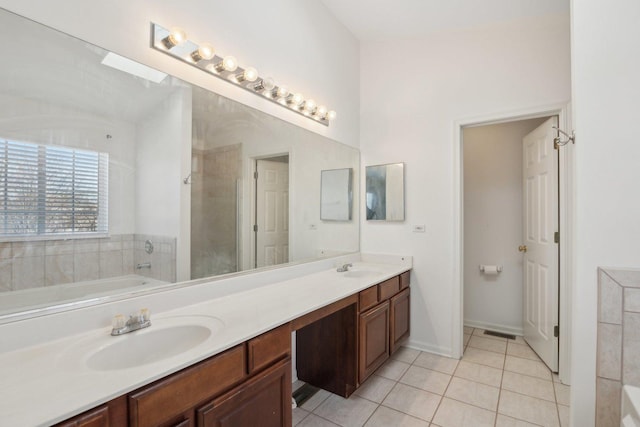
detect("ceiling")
[320,0,570,41]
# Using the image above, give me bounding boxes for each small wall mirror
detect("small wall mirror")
[366,163,405,221]
[320,168,353,221]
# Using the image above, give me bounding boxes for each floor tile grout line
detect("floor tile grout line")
[493,332,505,427]
[552,373,563,426]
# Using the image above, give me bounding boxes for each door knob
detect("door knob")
[518,245,527,253]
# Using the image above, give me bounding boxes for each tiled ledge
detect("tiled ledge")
[597,267,640,426]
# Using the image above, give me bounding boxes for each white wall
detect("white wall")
[463,118,546,335]
[136,87,192,281]
[570,0,640,424]
[0,0,359,149]
[360,15,571,355]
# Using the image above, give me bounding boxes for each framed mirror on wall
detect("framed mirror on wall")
[0,7,360,322]
[365,163,405,221]
[320,168,353,221]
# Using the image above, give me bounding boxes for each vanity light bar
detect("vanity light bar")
[150,24,336,126]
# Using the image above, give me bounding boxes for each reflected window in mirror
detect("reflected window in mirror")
[365,163,405,221]
[0,139,108,237]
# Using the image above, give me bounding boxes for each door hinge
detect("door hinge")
[253,224,258,232]
[554,325,559,338]
[254,171,258,179]
[554,231,559,244]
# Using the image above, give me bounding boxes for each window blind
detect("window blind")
[0,139,108,237]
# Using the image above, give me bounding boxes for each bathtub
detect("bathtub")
[623,385,640,427]
[0,275,168,318]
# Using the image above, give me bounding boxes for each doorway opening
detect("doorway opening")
[463,116,559,369]
[252,155,290,269]
[454,104,573,385]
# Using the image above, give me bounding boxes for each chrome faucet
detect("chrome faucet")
[136,262,151,269]
[111,308,151,336]
[336,263,353,273]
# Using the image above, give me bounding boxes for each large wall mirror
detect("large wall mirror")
[0,8,359,321]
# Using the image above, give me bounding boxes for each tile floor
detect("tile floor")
[293,327,570,427]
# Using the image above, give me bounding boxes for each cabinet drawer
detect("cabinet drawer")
[378,276,400,301]
[359,286,379,312]
[399,271,410,290]
[129,345,246,427]
[247,323,291,374]
[198,359,292,427]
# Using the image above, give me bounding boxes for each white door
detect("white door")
[522,117,559,371]
[255,159,289,268]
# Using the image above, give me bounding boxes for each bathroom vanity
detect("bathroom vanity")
[0,256,411,427]
[55,270,410,427]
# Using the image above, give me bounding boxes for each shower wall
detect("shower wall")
[191,143,241,279]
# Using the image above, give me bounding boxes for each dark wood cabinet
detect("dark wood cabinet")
[390,288,410,354]
[54,397,127,427]
[55,406,110,427]
[126,323,291,427]
[197,359,291,427]
[128,345,247,427]
[358,300,390,383]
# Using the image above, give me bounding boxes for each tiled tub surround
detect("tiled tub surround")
[596,268,640,426]
[0,234,175,316]
[0,254,411,426]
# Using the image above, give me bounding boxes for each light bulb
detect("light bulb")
[222,56,238,72]
[289,93,304,106]
[191,43,215,62]
[214,55,238,72]
[253,77,275,92]
[327,110,337,121]
[237,66,258,82]
[276,86,290,98]
[303,99,317,113]
[316,105,328,118]
[162,27,187,49]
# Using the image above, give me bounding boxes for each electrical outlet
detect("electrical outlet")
[412,225,426,233]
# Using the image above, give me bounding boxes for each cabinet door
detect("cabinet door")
[55,406,109,427]
[390,288,410,354]
[358,301,390,383]
[198,359,292,427]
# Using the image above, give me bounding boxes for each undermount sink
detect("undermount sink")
[63,315,224,371]
[341,268,381,278]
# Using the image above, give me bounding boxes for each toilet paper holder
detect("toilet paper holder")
[479,265,503,273]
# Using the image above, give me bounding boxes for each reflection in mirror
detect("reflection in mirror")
[320,169,353,221]
[366,163,405,221]
[0,8,359,321]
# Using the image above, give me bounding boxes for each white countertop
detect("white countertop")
[0,256,411,426]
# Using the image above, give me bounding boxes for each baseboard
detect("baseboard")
[464,319,523,336]
[405,339,454,358]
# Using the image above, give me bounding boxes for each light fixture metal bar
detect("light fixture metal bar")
[150,23,330,126]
